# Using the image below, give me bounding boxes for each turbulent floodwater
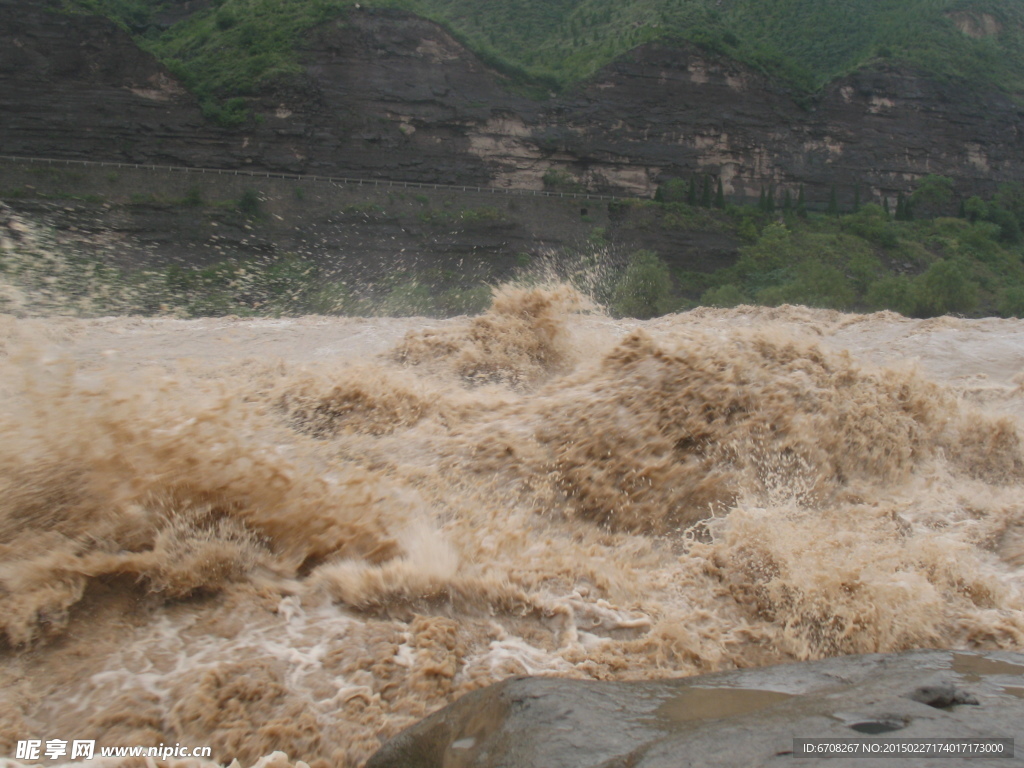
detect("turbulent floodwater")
[2,286,1024,767]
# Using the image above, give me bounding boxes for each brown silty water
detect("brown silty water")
[1,284,1024,767]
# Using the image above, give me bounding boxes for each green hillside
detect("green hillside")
[402,0,1024,93]
[64,0,1024,120]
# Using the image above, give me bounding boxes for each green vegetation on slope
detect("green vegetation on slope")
[64,0,1024,125]
[65,0,354,125]
[411,0,1024,93]
[599,177,1024,320]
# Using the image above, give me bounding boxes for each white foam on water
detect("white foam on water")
[2,289,1024,766]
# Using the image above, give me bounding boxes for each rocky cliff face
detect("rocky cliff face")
[0,0,230,165]
[1,1,1021,206]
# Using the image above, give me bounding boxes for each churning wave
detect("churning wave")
[1,286,1023,767]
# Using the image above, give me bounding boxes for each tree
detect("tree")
[714,177,726,209]
[914,259,978,316]
[866,275,916,315]
[701,283,748,308]
[827,184,838,216]
[910,174,953,217]
[611,250,673,318]
[796,185,807,218]
[895,192,906,221]
[782,189,793,213]
[766,186,775,213]
[701,175,712,208]
[787,260,856,310]
[739,222,791,270]
[962,192,1022,243]
[853,187,861,213]
[995,182,1024,224]
[655,178,687,203]
[238,189,262,218]
[687,177,698,206]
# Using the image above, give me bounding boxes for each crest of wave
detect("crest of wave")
[275,364,439,438]
[0,352,417,647]
[530,327,1023,533]
[692,495,1024,659]
[390,284,590,387]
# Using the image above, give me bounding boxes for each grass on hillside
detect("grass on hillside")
[64,0,1024,126]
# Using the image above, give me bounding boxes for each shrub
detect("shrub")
[846,249,883,294]
[182,186,204,207]
[754,285,790,307]
[215,8,237,30]
[701,283,748,308]
[738,217,759,242]
[758,261,856,310]
[909,174,954,218]
[737,223,792,272]
[611,250,673,318]
[789,261,856,309]
[237,189,262,217]
[841,204,898,248]
[998,285,1024,318]
[542,168,584,193]
[956,221,1004,263]
[866,275,917,316]
[654,179,688,203]
[913,259,979,317]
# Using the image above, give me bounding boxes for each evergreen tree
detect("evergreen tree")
[827,184,838,216]
[766,186,775,213]
[796,185,807,218]
[883,196,891,218]
[701,175,712,208]
[853,187,861,213]
[714,178,726,209]
[783,189,793,213]
[958,199,967,218]
[759,187,766,212]
[896,192,906,221]
[687,177,698,207]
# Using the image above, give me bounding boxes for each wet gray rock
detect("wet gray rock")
[367,650,1024,767]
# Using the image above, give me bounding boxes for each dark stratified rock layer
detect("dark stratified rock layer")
[1,2,1022,207]
[367,650,1024,768]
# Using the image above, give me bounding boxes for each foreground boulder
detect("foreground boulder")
[366,650,1024,767]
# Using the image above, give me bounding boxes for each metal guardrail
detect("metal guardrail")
[0,154,632,202]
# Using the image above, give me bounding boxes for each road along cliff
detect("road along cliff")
[1,2,1021,206]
